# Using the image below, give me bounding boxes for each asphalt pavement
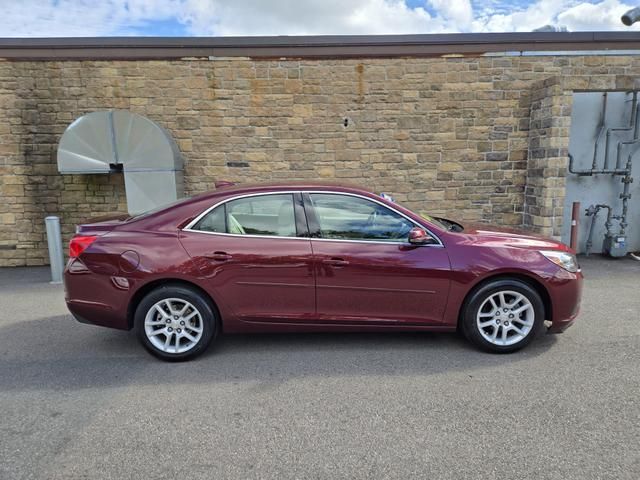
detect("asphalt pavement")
[0,256,638,480]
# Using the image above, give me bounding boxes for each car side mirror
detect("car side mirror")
[408,227,432,245]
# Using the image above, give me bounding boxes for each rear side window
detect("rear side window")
[191,194,297,237]
[192,204,226,233]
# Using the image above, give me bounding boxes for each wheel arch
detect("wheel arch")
[457,272,552,329]
[127,278,221,330]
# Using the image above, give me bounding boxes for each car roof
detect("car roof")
[205,181,375,197]
[128,182,381,226]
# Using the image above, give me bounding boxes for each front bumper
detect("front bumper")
[547,268,583,333]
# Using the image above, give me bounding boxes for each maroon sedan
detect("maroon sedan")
[64,183,582,361]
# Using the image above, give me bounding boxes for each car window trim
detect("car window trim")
[183,189,443,247]
[183,190,310,240]
[303,191,443,247]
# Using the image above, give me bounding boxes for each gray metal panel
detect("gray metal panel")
[124,171,184,215]
[57,110,184,215]
[57,112,115,173]
[112,110,182,171]
[563,92,640,253]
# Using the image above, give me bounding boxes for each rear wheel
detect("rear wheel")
[135,285,217,361]
[461,279,545,353]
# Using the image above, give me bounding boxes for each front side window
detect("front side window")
[192,194,297,237]
[309,193,414,242]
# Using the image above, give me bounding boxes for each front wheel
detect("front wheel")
[461,279,545,353]
[135,285,218,361]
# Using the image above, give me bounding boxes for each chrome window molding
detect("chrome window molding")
[182,189,444,248]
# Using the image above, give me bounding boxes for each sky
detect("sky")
[0,0,639,37]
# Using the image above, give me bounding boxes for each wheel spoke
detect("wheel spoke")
[478,311,495,318]
[501,325,509,344]
[148,327,167,336]
[174,334,180,353]
[164,333,173,349]
[186,324,202,333]
[513,305,532,316]
[183,310,198,322]
[183,331,197,342]
[511,324,525,336]
[177,303,189,316]
[498,292,506,308]
[514,317,533,327]
[509,294,524,308]
[489,326,499,341]
[154,305,170,319]
[489,297,499,310]
[145,319,165,326]
[479,319,495,328]
[163,300,176,316]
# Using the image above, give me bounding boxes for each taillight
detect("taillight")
[69,235,97,258]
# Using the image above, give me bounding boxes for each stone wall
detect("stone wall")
[1,54,640,266]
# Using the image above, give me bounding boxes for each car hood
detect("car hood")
[459,222,572,252]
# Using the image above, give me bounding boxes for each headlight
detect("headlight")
[539,250,579,273]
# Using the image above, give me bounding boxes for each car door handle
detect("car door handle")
[322,257,349,267]
[207,251,232,262]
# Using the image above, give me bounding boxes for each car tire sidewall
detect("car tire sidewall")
[461,279,545,353]
[135,285,217,361]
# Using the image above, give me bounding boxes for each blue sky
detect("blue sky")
[1,1,638,37]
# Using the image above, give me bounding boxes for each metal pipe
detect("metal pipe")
[585,206,599,256]
[622,7,640,26]
[584,204,613,256]
[603,91,637,170]
[618,150,635,235]
[591,92,608,170]
[45,216,64,284]
[570,202,580,251]
[568,153,628,176]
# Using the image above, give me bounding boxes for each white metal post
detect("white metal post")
[45,216,64,284]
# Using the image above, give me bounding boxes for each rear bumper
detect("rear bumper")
[64,259,131,330]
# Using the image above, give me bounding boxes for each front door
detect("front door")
[305,192,451,325]
[180,192,315,323]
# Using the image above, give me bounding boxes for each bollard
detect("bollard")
[45,216,64,284]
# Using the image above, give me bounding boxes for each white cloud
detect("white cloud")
[0,0,639,37]
[473,0,640,32]
[178,0,446,36]
[428,0,473,29]
[558,0,638,31]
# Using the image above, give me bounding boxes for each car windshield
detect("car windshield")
[385,197,462,232]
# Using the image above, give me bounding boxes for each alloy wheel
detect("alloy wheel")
[144,298,204,354]
[476,290,535,346]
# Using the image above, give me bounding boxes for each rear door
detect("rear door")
[179,192,316,323]
[305,192,451,325]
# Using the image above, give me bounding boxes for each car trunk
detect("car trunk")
[75,213,130,236]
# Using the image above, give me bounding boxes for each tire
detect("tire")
[460,279,545,353]
[135,284,218,361]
